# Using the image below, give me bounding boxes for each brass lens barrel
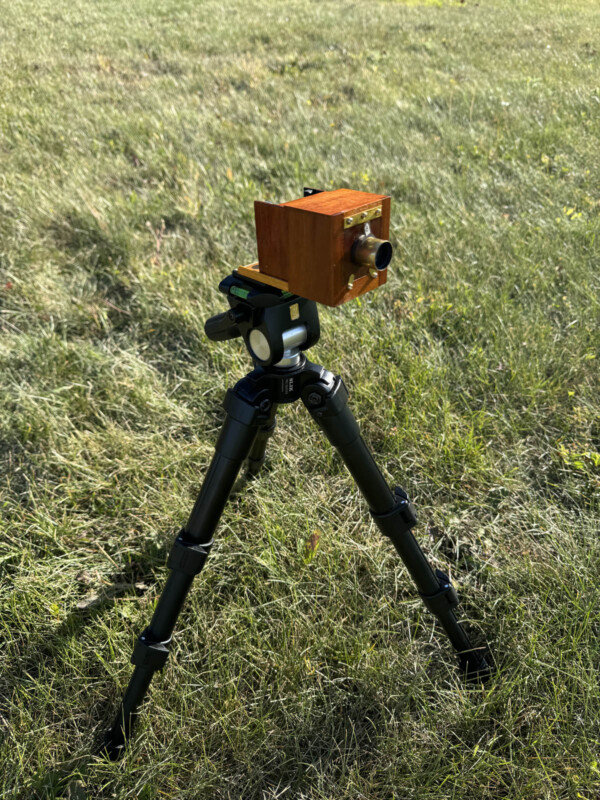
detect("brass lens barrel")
[351,235,393,271]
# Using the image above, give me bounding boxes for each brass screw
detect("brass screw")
[369,268,378,278]
[345,216,353,226]
[347,273,355,290]
[361,211,368,219]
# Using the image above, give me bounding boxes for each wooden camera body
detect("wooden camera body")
[236,188,392,307]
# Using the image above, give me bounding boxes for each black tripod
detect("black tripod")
[104,271,489,758]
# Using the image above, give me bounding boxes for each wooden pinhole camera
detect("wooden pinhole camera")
[236,188,392,307]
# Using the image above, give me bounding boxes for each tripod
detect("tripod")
[104,271,489,758]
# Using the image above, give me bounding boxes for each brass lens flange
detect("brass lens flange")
[351,234,393,271]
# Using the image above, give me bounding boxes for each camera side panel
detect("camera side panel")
[284,206,336,305]
[254,201,289,282]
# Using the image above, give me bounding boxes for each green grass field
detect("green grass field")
[1,0,599,797]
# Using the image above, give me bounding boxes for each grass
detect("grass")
[0,0,599,797]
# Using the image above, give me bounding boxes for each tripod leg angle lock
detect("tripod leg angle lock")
[103,270,489,759]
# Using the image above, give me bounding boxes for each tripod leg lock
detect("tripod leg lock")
[419,569,460,616]
[303,376,348,418]
[131,629,171,671]
[370,486,418,536]
[167,532,214,576]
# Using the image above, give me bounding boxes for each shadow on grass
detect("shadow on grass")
[24,682,393,799]
[216,681,388,797]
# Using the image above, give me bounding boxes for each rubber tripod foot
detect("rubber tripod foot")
[100,728,127,761]
[459,650,492,682]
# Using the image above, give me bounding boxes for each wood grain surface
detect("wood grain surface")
[253,189,391,306]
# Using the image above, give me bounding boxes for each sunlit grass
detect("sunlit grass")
[0,0,598,797]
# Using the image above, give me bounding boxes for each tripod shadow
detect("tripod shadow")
[236,679,388,795]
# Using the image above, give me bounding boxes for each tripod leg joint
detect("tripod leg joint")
[301,374,347,418]
[167,531,214,576]
[419,569,460,616]
[370,486,418,537]
[131,629,171,671]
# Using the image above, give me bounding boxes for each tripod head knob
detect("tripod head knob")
[204,307,251,342]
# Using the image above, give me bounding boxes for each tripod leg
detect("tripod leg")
[103,389,268,758]
[302,375,489,677]
[246,403,278,477]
